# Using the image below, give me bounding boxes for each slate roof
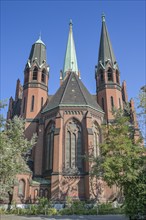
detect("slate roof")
[98,14,116,66]
[29,37,46,66]
[42,72,103,113]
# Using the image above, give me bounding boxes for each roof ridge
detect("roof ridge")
[74,73,88,105]
[60,73,72,104]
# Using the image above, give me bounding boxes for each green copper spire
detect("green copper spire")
[98,14,117,68]
[62,19,79,79]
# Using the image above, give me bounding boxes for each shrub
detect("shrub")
[48,208,58,216]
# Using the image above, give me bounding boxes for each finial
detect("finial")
[102,13,105,22]
[39,31,41,40]
[69,19,73,27]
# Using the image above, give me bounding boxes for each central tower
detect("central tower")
[60,20,80,84]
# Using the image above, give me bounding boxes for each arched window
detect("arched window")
[65,119,82,171]
[93,122,100,157]
[41,69,46,83]
[111,96,114,109]
[107,68,113,81]
[31,95,35,112]
[39,189,44,198]
[32,67,38,80]
[100,70,104,83]
[45,122,55,171]
[18,179,25,197]
[116,70,119,84]
[102,97,104,111]
[34,189,38,200]
[44,189,48,198]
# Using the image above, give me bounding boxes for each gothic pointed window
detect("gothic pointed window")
[18,179,25,197]
[45,122,55,171]
[65,119,82,171]
[41,69,46,83]
[107,68,113,81]
[32,67,38,80]
[93,122,100,157]
[39,189,44,198]
[116,70,119,84]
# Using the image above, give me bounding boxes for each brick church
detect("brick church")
[7,15,138,204]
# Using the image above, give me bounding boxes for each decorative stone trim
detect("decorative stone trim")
[64,110,83,115]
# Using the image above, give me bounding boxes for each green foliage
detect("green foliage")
[0,103,37,201]
[37,197,52,214]
[48,208,58,216]
[123,171,146,218]
[137,86,146,142]
[98,203,124,215]
[91,108,146,218]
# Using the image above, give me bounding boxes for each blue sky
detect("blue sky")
[1,0,146,116]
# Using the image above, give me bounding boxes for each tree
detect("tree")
[137,85,146,143]
[91,108,146,218]
[0,102,36,202]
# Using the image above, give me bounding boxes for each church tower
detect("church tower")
[21,36,49,138]
[60,20,80,84]
[95,14,123,122]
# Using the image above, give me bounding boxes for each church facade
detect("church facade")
[7,15,137,204]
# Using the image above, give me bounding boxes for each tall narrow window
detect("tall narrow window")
[107,68,113,81]
[119,98,121,109]
[41,97,43,108]
[41,69,46,83]
[116,70,119,84]
[18,179,25,197]
[111,96,114,109]
[32,67,38,80]
[23,97,26,113]
[102,97,104,111]
[45,122,55,171]
[65,119,82,171]
[93,122,100,157]
[31,95,35,112]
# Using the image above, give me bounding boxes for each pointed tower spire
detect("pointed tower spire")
[98,13,117,68]
[62,19,79,80]
[28,35,46,66]
[95,15,123,122]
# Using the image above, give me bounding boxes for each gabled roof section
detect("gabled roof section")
[43,72,103,113]
[98,14,117,68]
[28,36,46,66]
[62,20,79,80]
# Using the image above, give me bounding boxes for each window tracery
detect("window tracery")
[65,119,83,172]
[45,122,55,171]
[92,122,100,157]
